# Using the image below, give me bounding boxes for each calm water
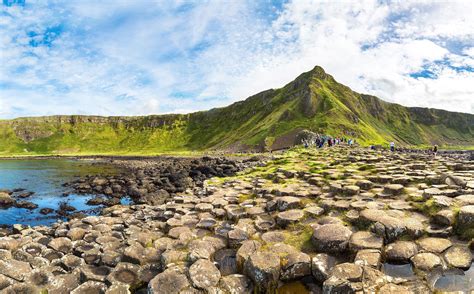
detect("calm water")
[0,159,124,226]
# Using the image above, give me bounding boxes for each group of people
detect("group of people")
[303,135,355,149]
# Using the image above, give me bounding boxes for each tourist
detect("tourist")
[432,144,438,156]
[390,142,395,152]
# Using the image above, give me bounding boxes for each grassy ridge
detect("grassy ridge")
[0,65,473,156]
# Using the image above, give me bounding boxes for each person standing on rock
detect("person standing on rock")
[390,141,395,152]
[432,144,438,156]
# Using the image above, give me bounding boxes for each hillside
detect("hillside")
[0,66,473,155]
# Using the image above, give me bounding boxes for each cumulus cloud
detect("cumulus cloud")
[0,0,472,118]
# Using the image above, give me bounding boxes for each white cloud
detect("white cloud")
[0,0,473,118]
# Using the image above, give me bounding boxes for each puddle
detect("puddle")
[382,262,415,278]
[433,263,474,292]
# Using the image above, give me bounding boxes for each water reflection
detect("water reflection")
[434,263,474,292]
[0,159,122,226]
[382,263,415,278]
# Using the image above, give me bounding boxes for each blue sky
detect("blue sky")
[0,0,473,118]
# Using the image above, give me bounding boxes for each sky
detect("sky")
[0,0,473,119]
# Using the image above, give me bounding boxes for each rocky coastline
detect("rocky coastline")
[0,146,473,293]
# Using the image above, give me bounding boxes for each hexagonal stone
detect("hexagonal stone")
[349,231,383,251]
[304,206,324,217]
[80,265,112,282]
[355,180,374,190]
[311,253,337,282]
[236,240,261,272]
[444,246,472,269]
[227,228,248,249]
[354,249,381,268]
[218,274,254,293]
[458,205,474,228]
[276,209,305,228]
[411,253,443,271]
[48,237,73,254]
[106,262,141,286]
[342,185,360,196]
[382,184,404,196]
[312,224,352,253]
[0,259,31,281]
[148,267,190,294]
[280,251,311,281]
[331,262,363,282]
[432,209,455,226]
[189,259,221,289]
[276,196,301,211]
[244,251,280,291]
[71,281,107,294]
[417,237,452,253]
[384,241,418,262]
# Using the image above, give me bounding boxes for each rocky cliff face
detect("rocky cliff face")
[0,65,473,154]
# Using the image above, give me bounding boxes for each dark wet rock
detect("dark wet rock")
[14,200,38,209]
[0,192,15,208]
[39,208,54,215]
[312,224,352,253]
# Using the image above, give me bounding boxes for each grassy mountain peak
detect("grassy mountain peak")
[0,65,473,155]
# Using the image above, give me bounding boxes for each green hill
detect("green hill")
[1,66,473,155]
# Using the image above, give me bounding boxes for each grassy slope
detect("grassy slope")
[0,66,472,156]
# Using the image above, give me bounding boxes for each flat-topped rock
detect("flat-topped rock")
[276,209,305,228]
[312,224,352,253]
[384,241,418,262]
[411,252,443,271]
[244,251,280,291]
[444,246,472,269]
[349,231,383,251]
[417,237,452,253]
[458,205,474,228]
